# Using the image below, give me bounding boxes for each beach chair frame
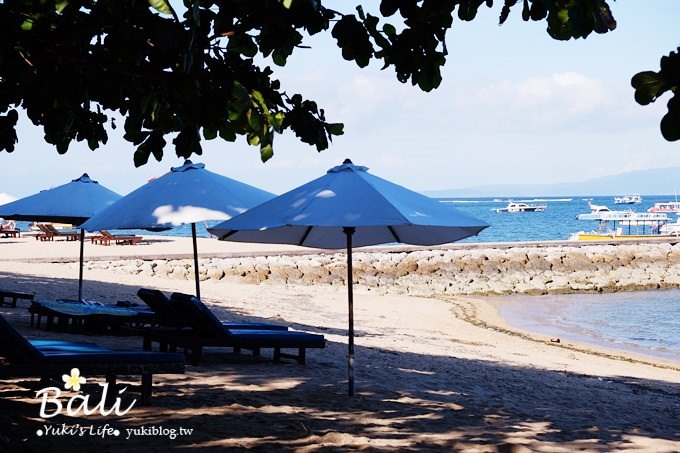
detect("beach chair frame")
[0,314,184,405]
[141,292,325,365]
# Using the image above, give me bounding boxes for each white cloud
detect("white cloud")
[455,72,613,131]
[515,72,610,114]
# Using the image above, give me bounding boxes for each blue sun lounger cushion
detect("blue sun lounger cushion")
[141,293,325,365]
[137,288,288,331]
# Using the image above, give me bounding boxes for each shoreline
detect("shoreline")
[1,235,680,450]
[3,234,680,364]
[467,295,680,370]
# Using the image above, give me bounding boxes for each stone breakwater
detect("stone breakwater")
[83,241,680,296]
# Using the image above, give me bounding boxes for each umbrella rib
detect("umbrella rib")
[388,225,401,243]
[298,226,313,246]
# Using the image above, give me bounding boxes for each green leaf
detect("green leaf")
[56,1,69,13]
[457,0,486,21]
[219,123,237,142]
[661,95,680,141]
[380,0,400,17]
[631,71,668,105]
[271,112,285,131]
[522,0,530,21]
[250,90,269,114]
[134,149,151,167]
[148,0,172,15]
[272,50,288,66]
[326,123,344,136]
[260,143,274,162]
[247,132,261,146]
[331,15,373,68]
[20,19,34,31]
[203,126,218,140]
[383,23,397,37]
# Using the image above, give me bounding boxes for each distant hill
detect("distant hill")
[424,167,680,198]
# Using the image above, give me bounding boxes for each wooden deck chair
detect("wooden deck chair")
[0,314,184,405]
[137,288,288,330]
[40,223,80,241]
[142,292,325,365]
[98,230,143,245]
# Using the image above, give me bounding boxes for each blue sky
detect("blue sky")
[1,1,678,198]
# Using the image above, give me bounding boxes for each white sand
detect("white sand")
[1,235,679,451]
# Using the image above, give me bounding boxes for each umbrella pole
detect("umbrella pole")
[344,227,355,396]
[78,228,85,302]
[192,222,200,299]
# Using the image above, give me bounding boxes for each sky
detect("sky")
[0,1,678,199]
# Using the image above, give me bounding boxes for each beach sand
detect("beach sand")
[1,235,679,452]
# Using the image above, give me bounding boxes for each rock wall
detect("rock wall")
[84,242,680,296]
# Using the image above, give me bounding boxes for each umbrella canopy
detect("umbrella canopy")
[0,174,122,301]
[0,174,120,225]
[80,160,274,297]
[209,159,489,395]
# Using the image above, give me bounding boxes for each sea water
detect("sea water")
[491,289,680,362]
[443,194,680,243]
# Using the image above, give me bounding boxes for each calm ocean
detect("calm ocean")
[445,194,680,362]
[12,194,680,362]
[448,194,680,362]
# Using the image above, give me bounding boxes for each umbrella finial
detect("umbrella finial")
[328,159,368,174]
[73,174,98,184]
[172,160,205,172]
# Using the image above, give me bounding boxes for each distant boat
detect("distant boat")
[614,194,641,204]
[570,230,680,241]
[571,208,671,240]
[577,199,619,219]
[660,214,680,234]
[493,201,546,213]
[647,201,680,213]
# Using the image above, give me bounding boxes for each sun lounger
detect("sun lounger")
[0,220,20,238]
[34,223,53,241]
[0,314,185,405]
[35,223,80,241]
[28,299,156,333]
[0,228,20,238]
[0,289,34,308]
[136,288,288,330]
[92,230,142,245]
[142,292,325,365]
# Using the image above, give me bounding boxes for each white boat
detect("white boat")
[576,210,669,225]
[576,200,618,220]
[494,201,546,213]
[571,208,671,240]
[569,230,679,241]
[647,201,680,213]
[614,194,641,204]
[660,214,680,234]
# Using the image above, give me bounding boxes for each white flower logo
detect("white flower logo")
[62,368,86,392]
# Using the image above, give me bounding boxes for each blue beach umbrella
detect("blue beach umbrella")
[80,160,274,298]
[209,159,489,395]
[0,174,122,301]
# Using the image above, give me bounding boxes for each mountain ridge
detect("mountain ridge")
[424,167,680,198]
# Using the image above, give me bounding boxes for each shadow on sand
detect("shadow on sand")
[0,272,679,452]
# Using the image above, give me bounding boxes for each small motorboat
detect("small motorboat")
[614,194,641,204]
[494,201,546,213]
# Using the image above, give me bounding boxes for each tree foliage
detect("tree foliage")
[632,48,680,142]
[0,0,675,167]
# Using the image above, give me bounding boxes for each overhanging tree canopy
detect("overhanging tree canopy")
[0,0,676,167]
